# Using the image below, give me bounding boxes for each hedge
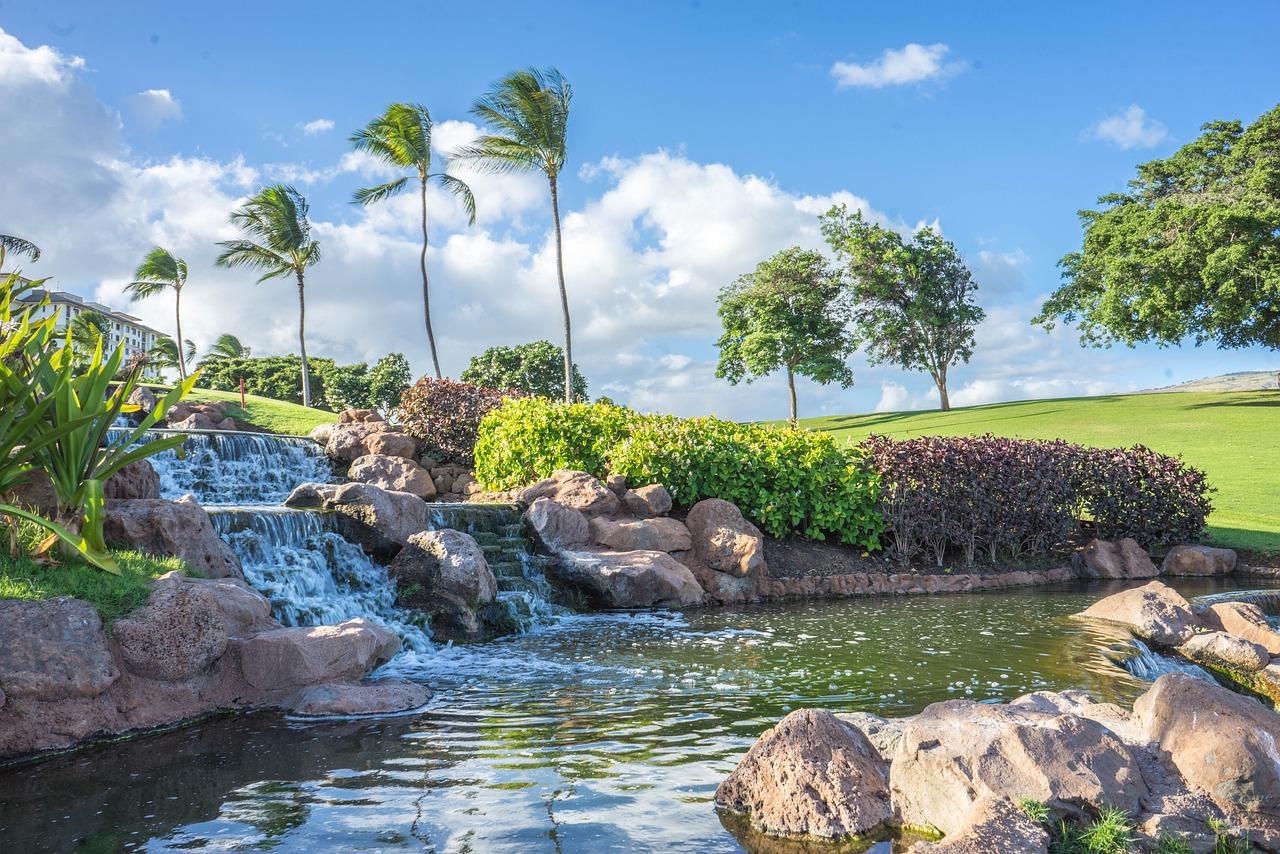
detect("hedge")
[399,377,518,464]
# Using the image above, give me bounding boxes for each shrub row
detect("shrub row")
[399,377,520,464]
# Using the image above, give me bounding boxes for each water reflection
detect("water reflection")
[2,577,1274,853]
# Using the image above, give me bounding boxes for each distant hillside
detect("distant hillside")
[1145,370,1278,393]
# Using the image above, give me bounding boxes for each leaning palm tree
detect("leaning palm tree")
[148,335,196,376]
[198,332,249,369]
[457,67,576,402]
[126,247,190,379]
[0,234,40,269]
[214,185,321,407]
[350,103,476,380]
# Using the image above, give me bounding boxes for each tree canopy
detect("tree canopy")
[1035,103,1280,353]
[715,246,855,424]
[461,340,588,401]
[821,206,984,411]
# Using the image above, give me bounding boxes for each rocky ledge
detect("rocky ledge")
[0,572,428,763]
[717,673,1278,852]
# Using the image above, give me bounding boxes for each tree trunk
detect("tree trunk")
[296,271,311,408]
[549,174,573,403]
[787,366,798,427]
[935,367,950,411]
[174,287,186,380]
[420,174,442,379]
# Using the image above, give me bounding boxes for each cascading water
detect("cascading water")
[1106,638,1216,683]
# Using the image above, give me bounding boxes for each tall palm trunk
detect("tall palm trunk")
[420,173,442,379]
[173,288,186,380]
[549,173,573,403]
[295,270,311,408]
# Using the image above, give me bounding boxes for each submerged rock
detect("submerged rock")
[686,498,765,577]
[388,529,497,640]
[1162,544,1237,576]
[715,708,891,839]
[1077,580,1197,645]
[1074,538,1158,579]
[550,548,704,608]
[289,681,430,717]
[103,496,243,579]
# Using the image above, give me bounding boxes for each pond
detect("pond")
[1,576,1273,853]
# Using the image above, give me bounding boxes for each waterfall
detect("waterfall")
[1107,639,1216,683]
[107,428,334,505]
[1193,589,1280,616]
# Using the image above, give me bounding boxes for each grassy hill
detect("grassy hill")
[185,388,337,437]
[798,390,1279,553]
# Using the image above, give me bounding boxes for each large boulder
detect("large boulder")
[1162,544,1238,576]
[169,412,216,431]
[517,469,619,516]
[0,598,119,701]
[363,431,418,460]
[234,619,401,692]
[1077,580,1198,646]
[1178,630,1270,672]
[348,454,436,499]
[308,422,334,447]
[621,484,673,518]
[152,572,277,637]
[387,529,497,640]
[2,466,58,518]
[589,516,692,553]
[889,699,1148,835]
[1135,672,1280,815]
[1199,602,1280,656]
[289,680,431,717]
[1074,538,1158,579]
[126,385,158,416]
[550,548,704,608]
[103,497,243,579]
[285,482,430,546]
[324,421,385,462]
[686,498,765,577]
[111,582,229,681]
[526,497,590,548]
[907,797,1049,854]
[715,708,891,839]
[102,459,161,500]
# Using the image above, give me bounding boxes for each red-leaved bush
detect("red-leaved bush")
[398,377,522,464]
[860,434,1212,566]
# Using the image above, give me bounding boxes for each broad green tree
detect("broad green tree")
[215,185,321,407]
[368,352,412,414]
[458,68,575,402]
[1035,104,1280,362]
[821,207,984,411]
[715,246,856,425]
[461,339,587,400]
[350,104,476,379]
[126,247,191,379]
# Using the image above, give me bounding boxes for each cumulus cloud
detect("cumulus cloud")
[301,118,335,135]
[831,43,961,88]
[128,88,183,129]
[1086,105,1168,150]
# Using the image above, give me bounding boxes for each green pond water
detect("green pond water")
[1,576,1273,853]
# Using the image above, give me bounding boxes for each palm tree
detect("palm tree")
[126,247,190,379]
[68,311,110,362]
[148,335,196,376]
[215,185,321,407]
[0,234,40,269]
[198,333,249,369]
[350,103,476,380]
[457,68,576,402]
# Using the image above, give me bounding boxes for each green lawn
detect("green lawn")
[0,546,187,623]
[796,390,1279,553]
[185,388,337,437]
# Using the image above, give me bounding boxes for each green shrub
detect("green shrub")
[473,397,631,486]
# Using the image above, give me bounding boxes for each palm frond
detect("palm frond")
[352,176,410,206]
[435,172,477,225]
[461,67,571,179]
[0,234,41,263]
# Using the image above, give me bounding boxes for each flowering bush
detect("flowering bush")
[398,377,518,464]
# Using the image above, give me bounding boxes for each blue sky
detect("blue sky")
[2,2,1278,419]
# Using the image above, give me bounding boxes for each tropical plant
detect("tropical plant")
[126,247,191,379]
[148,335,196,375]
[350,103,476,379]
[458,67,575,402]
[715,246,856,425]
[215,184,321,406]
[68,310,111,362]
[197,333,249,369]
[461,339,587,401]
[0,233,41,268]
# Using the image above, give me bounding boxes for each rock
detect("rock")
[2,466,58,518]
[102,459,160,500]
[686,498,765,577]
[216,417,238,431]
[550,548,704,608]
[0,598,119,700]
[889,699,1148,835]
[526,497,590,548]
[907,797,1049,854]
[1162,544,1238,576]
[170,412,216,431]
[153,572,276,637]
[589,516,692,553]
[715,708,891,839]
[388,530,497,640]
[1179,631,1270,672]
[834,711,909,760]
[348,454,437,499]
[1135,790,1226,853]
[111,582,229,681]
[339,408,384,424]
[1078,580,1197,646]
[1199,602,1280,656]
[234,619,401,692]
[432,473,454,495]
[517,469,619,516]
[285,482,430,546]
[363,431,418,460]
[324,421,385,462]
[622,484,673,518]
[1074,538,1158,579]
[289,681,431,717]
[126,385,157,415]
[103,498,243,579]
[308,422,334,446]
[453,473,475,494]
[605,473,628,496]
[1135,672,1280,815]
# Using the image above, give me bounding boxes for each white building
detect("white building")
[17,289,163,373]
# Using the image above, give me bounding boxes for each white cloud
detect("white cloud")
[874,382,911,412]
[0,27,83,86]
[1086,105,1168,150]
[301,118,335,135]
[128,88,183,129]
[831,43,961,89]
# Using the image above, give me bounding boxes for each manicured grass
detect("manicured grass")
[0,546,187,623]
[795,390,1280,553]
[186,388,337,437]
